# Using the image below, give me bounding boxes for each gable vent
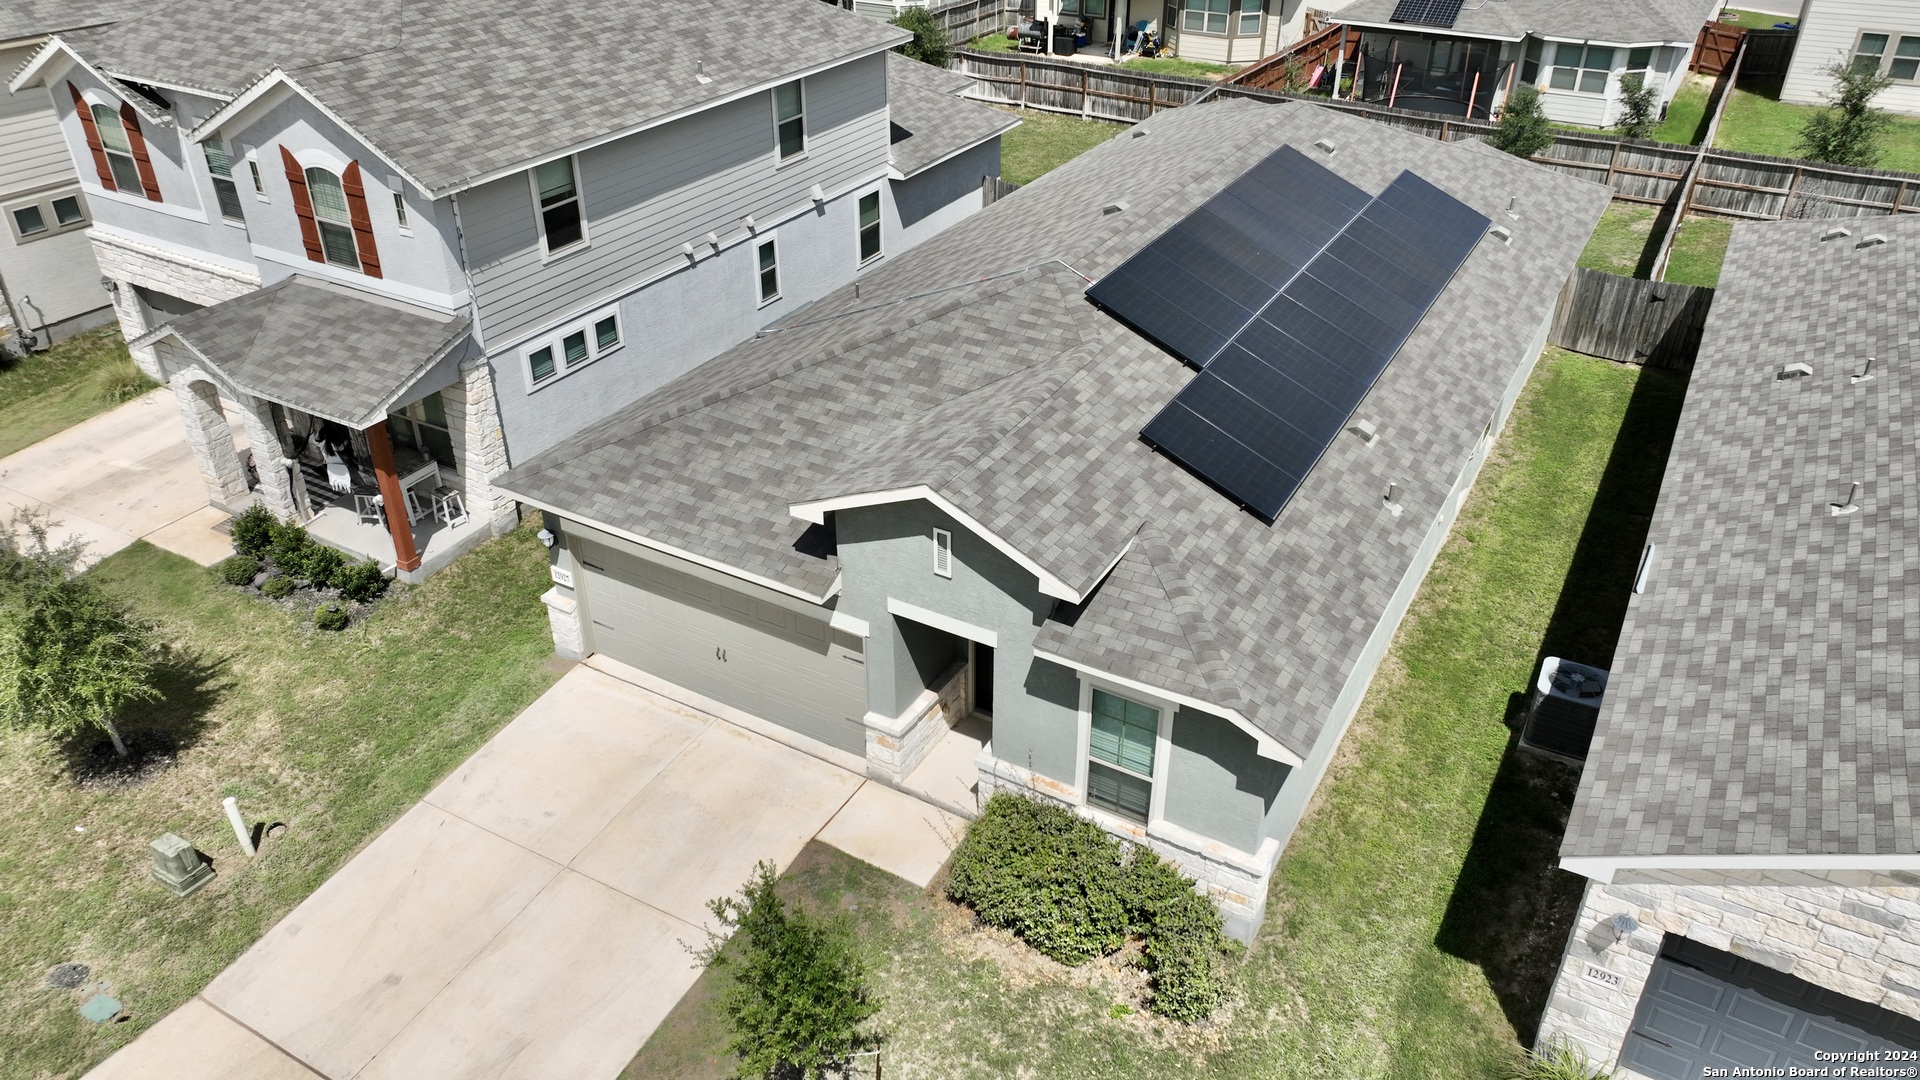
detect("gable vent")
[933,529,953,578]
[1776,361,1813,380]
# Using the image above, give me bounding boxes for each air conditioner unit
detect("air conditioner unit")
[1519,656,1609,764]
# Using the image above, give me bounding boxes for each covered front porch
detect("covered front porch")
[134,275,513,581]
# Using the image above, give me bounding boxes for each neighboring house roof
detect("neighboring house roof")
[495,99,1608,759]
[886,53,1019,178]
[1332,0,1717,44]
[0,2,143,46]
[33,0,907,195]
[131,276,471,429]
[1562,216,1920,861]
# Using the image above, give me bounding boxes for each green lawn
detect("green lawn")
[1665,216,1735,287]
[0,328,153,460]
[968,32,1018,52]
[1715,76,1920,172]
[1715,8,1794,29]
[1578,203,1659,277]
[1115,56,1234,80]
[1653,75,1713,144]
[626,350,1689,1079]
[996,107,1125,185]
[1,529,563,1078]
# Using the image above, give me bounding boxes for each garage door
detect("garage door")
[575,542,869,754]
[1621,935,1920,1079]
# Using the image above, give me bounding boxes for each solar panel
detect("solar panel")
[1388,0,1465,28]
[1134,166,1490,522]
[1087,145,1371,369]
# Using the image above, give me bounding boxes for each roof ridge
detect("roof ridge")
[928,330,1109,491]
[1136,530,1248,714]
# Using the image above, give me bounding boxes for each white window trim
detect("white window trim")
[529,154,590,262]
[244,147,269,202]
[1072,677,1174,827]
[202,140,247,229]
[1545,42,1618,96]
[857,189,883,267]
[932,528,952,577]
[1852,30,1920,84]
[392,191,412,235]
[5,189,91,244]
[521,305,623,392]
[756,235,780,306]
[772,80,808,164]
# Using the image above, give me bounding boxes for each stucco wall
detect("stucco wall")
[891,138,996,251]
[1164,705,1289,855]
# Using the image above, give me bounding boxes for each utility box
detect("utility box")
[1520,657,1610,764]
[150,832,214,898]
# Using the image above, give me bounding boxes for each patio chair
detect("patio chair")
[355,493,383,526]
[432,487,469,529]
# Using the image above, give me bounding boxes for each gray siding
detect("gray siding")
[890,137,995,252]
[0,226,110,333]
[462,51,892,348]
[0,46,73,197]
[1164,706,1289,855]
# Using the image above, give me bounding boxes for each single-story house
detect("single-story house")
[1780,0,1920,116]
[496,97,1608,941]
[1537,214,1920,1077]
[1327,0,1718,126]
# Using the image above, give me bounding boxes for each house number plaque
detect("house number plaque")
[1582,964,1621,990]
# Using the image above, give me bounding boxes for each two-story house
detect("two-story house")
[9,0,1013,579]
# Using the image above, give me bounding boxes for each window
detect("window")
[1548,43,1615,94]
[1183,0,1228,35]
[392,191,409,230]
[247,154,266,199]
[1852,32,1920,82]
[533,157,584,255]
[522,309,622,388]
[12,205,45,236]
[1521,38,1543,84]
[91,104,145,193]
[757,238,780,302]
[858,191,881,263]
[303,167,360,269]
[933,529,952,577]
[1236,0,1261,38]
[6,190,89,243]
[1059,0,1108,18]
[388,393,455,471]
[53,195,83,226]
[775,81,806,159]
[203,143,245,222]
[1087,689,1157,823]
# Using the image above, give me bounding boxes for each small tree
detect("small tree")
[699,862,879,1080]
[0,511,159,758]
[1490,85,1555,158]
[892,6,951,68]
[1615,73,1658,139]
[1797,59,1893,167]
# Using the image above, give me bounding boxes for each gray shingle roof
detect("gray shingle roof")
[887,53,1019,178]
[1562,217,1920,860]
[135,276,470,428]
[57,0,907,195]
[498,98,1608,758]
[1333,0,1717,44]
[0,2,143,45]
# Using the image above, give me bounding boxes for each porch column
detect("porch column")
[365,419,421,573]
[106,279,162,382]
[235,393,298,520]
[172,377,250,510]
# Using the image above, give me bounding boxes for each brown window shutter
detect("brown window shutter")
[341,162,383,279]
[281,146,324,263]
[69,83,115,190]
[118,102,162,201]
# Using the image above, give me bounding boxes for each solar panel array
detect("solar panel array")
[1388,0,1466,28]
[1089,148,1490,522]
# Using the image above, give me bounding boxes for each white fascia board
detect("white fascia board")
[829,609,869,637]
[885,597,997,648]
[0,33,50,52]
[438,38,905,198]
[186,70,434,198]
[1328,19,1522,43]
[892,117,1024,180]
[790,485,1082,602]
[504,491,833,606]
[1536,34,1689,48]
[1560,853,1920,885]
[9,37,169,124]
[8,35,76,93]
[103,71,234,102]
[1031,647,1304,768]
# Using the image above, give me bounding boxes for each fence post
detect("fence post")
[1083,68,1091,119]
[1894,179,1910,214]
[1019,57,1028,109]
[1604,141,1622,188]
[1783,164,1804,218]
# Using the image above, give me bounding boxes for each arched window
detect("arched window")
[90,103,145,193]
[304,167,360,270]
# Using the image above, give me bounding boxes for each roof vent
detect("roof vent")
[1821,225,1851,242]
[1505,195,1519,221]
[1131,126,1151,138]
[1852,356,1876,383]
[1490,224,1512,244]
[1346,417,1378,444]
[1313,138,1337,154]
[809,183,826,204]
[1830,481,1862,517]
[695,60,712,85]
[1776,361,1813,380]
[1518,656,1611,764]
[1102,199,1130,215]
[1858,233,1889,249]
[1383,481,1402,518]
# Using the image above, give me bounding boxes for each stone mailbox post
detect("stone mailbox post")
[150,832,214,897]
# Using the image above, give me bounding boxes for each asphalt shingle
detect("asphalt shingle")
[1334,0,1718,44]
[886,53,1018,178]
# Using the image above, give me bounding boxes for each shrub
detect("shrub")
[1508,1039,1620,1080]
[1614,73,1658,139]
[260,574,296,599]
[892,6,950,68]
[268,519,315,577]
[334,559,390,603]
[1490,84,1554,159]
[216,554,261,587]
[700,861,879,1080]
[946,793,1129,964]
[301,544,347,591]
[229,504,277,558]
[1798,60,1893,167]
[313,602,350,631]
[1121,848,1231,1021]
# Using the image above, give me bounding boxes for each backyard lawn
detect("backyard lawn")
[0,328,152,459]
[1715,76,1920,173]
[1665,216,1735,288]
[1578,204,1659,277]
[1653,76,1713,145]
[1715,8,1794,29]
[1,528,562,1078]
[996,107,1124,185]
[627,349,1689,1079]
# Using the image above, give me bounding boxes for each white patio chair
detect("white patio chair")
[355,493,383,526]
[433,487,469,529]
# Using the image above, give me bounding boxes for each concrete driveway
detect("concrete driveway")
[0,386,234,566]
[82,664,961,1080]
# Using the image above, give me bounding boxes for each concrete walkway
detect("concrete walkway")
[0,387,234,567]
[82,664,963,1080]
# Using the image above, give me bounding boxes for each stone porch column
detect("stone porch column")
[173,377,250,511]
[443,358,517,536]
[235,393,297,520]
[108,279,161,382]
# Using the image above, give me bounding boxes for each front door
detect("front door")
[973,642,994,715]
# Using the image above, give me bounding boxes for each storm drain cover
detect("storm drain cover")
[44,963,89,989]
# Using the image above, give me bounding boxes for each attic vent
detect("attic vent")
[1102,199,1130,215]
[932,529,953,578]
[1383,481,1402,518]
[1346,417,1378,444]
[1821,225,1852,242]
[1830,481,1862,517]
[1776,361,1813,380]
[695,59,712,85]
[1858,234,1889,249]
[1490,224,1512,244]
[1313,138,1337,154]
[1131,126,1151,138]
[1505,195,1519,221]
[1852,356,1876,384]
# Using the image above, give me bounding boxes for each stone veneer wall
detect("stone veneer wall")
[91,231,259,381]
[1538,875,1920,1071]
[864,658,967,784]
[438,358,516,535]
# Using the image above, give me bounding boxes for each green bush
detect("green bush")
[892,6,951,67]
[1490,84,1554,158]
[334,559,390,603]
[260,574,296,599]
[1120,842,1231,1021]
[1507,1039,1620,1080]
[216,554,261,587]
[313,602,350,631]
[229,504,276,558]
[268,520,314,576]
[301,544,347,590]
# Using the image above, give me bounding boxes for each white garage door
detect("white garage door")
[575,542,869,754]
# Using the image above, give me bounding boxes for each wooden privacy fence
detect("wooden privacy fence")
[931,0,1012,45]
[954,49,1216,120]
[981,175,1021,204]
[1692,22,1745,75]
[1738,28,1798,79]
[1549,269,1713,369]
